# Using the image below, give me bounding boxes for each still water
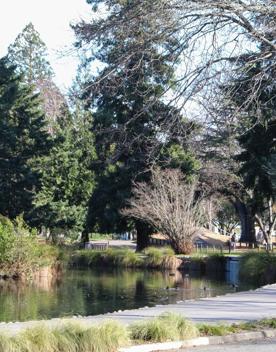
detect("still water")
[0,268,256,322]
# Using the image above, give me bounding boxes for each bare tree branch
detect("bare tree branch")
[122,168,205,253]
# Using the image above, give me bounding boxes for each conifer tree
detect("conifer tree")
[8,23,53,84]
[0,57,52,219]
[32,113,97,236]
[8,23,66,130]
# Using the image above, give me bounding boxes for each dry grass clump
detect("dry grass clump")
[0,334,18,352]
[144,247,181,269]
[0,314,200,351]
[1,321,129,352]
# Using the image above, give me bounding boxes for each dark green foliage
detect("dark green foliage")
[32,114,97,236]
[240,252,276,285]
[237,119,276,211]
[0,57,52,220]
[74,1,199,243]
[229,52,276,206]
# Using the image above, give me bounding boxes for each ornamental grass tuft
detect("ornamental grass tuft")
[129,312,198,342]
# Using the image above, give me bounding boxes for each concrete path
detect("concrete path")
[179,338,276,352]
[1,284,276,334]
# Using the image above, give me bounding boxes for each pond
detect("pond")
[0,268,257,322]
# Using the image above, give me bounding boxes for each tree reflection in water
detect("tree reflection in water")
[0,268,256,322]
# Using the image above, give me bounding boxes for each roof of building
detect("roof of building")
[150,228,229,246]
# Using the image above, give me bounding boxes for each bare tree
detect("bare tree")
[122,169,205,254]
[74,0,276,118]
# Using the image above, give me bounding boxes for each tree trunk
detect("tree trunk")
[135,221,151,251]
[81,230,89,246]
[234,200,256,244]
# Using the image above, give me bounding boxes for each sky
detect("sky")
[0,0,92,91]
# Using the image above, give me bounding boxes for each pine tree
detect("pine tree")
[0,57,52,219]
[8,23,66,129]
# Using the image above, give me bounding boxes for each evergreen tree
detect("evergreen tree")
[32,113,97,236]
[74,0,199,248]
[223,47,276,244]
[8,23,53,84]
[8,23,66,130]
[0,57,52,219]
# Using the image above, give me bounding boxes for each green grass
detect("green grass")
[129,313,198,342]
[89,233,113,241]
[198,318,276,337]
[70,247,180,270]
[69,248,143,268]
[198,323,239,336]
[144,246,174,264]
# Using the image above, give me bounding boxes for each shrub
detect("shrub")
[240,252,276,285]
[0,215,59,277]
[129,313,198,342]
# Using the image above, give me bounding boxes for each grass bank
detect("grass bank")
[0,313,197,352]
[69,247,182,270]
[180,253,226,273]
[240,252,276,285]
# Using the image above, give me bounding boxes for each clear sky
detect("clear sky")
[0,0,92,91]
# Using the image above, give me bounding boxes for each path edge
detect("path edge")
[119,329,276,352]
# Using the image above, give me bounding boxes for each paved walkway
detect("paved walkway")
[1,284,276,334]
[179,338,276,352]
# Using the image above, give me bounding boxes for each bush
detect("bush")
[129,313,198,342]
[0,215,59,277]
[240,252,276,285]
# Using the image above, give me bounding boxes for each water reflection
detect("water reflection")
[0,268,256,322]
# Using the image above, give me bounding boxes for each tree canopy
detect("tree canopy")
[0,57,52,219]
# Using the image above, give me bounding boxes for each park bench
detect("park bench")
[85,241,109,250]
